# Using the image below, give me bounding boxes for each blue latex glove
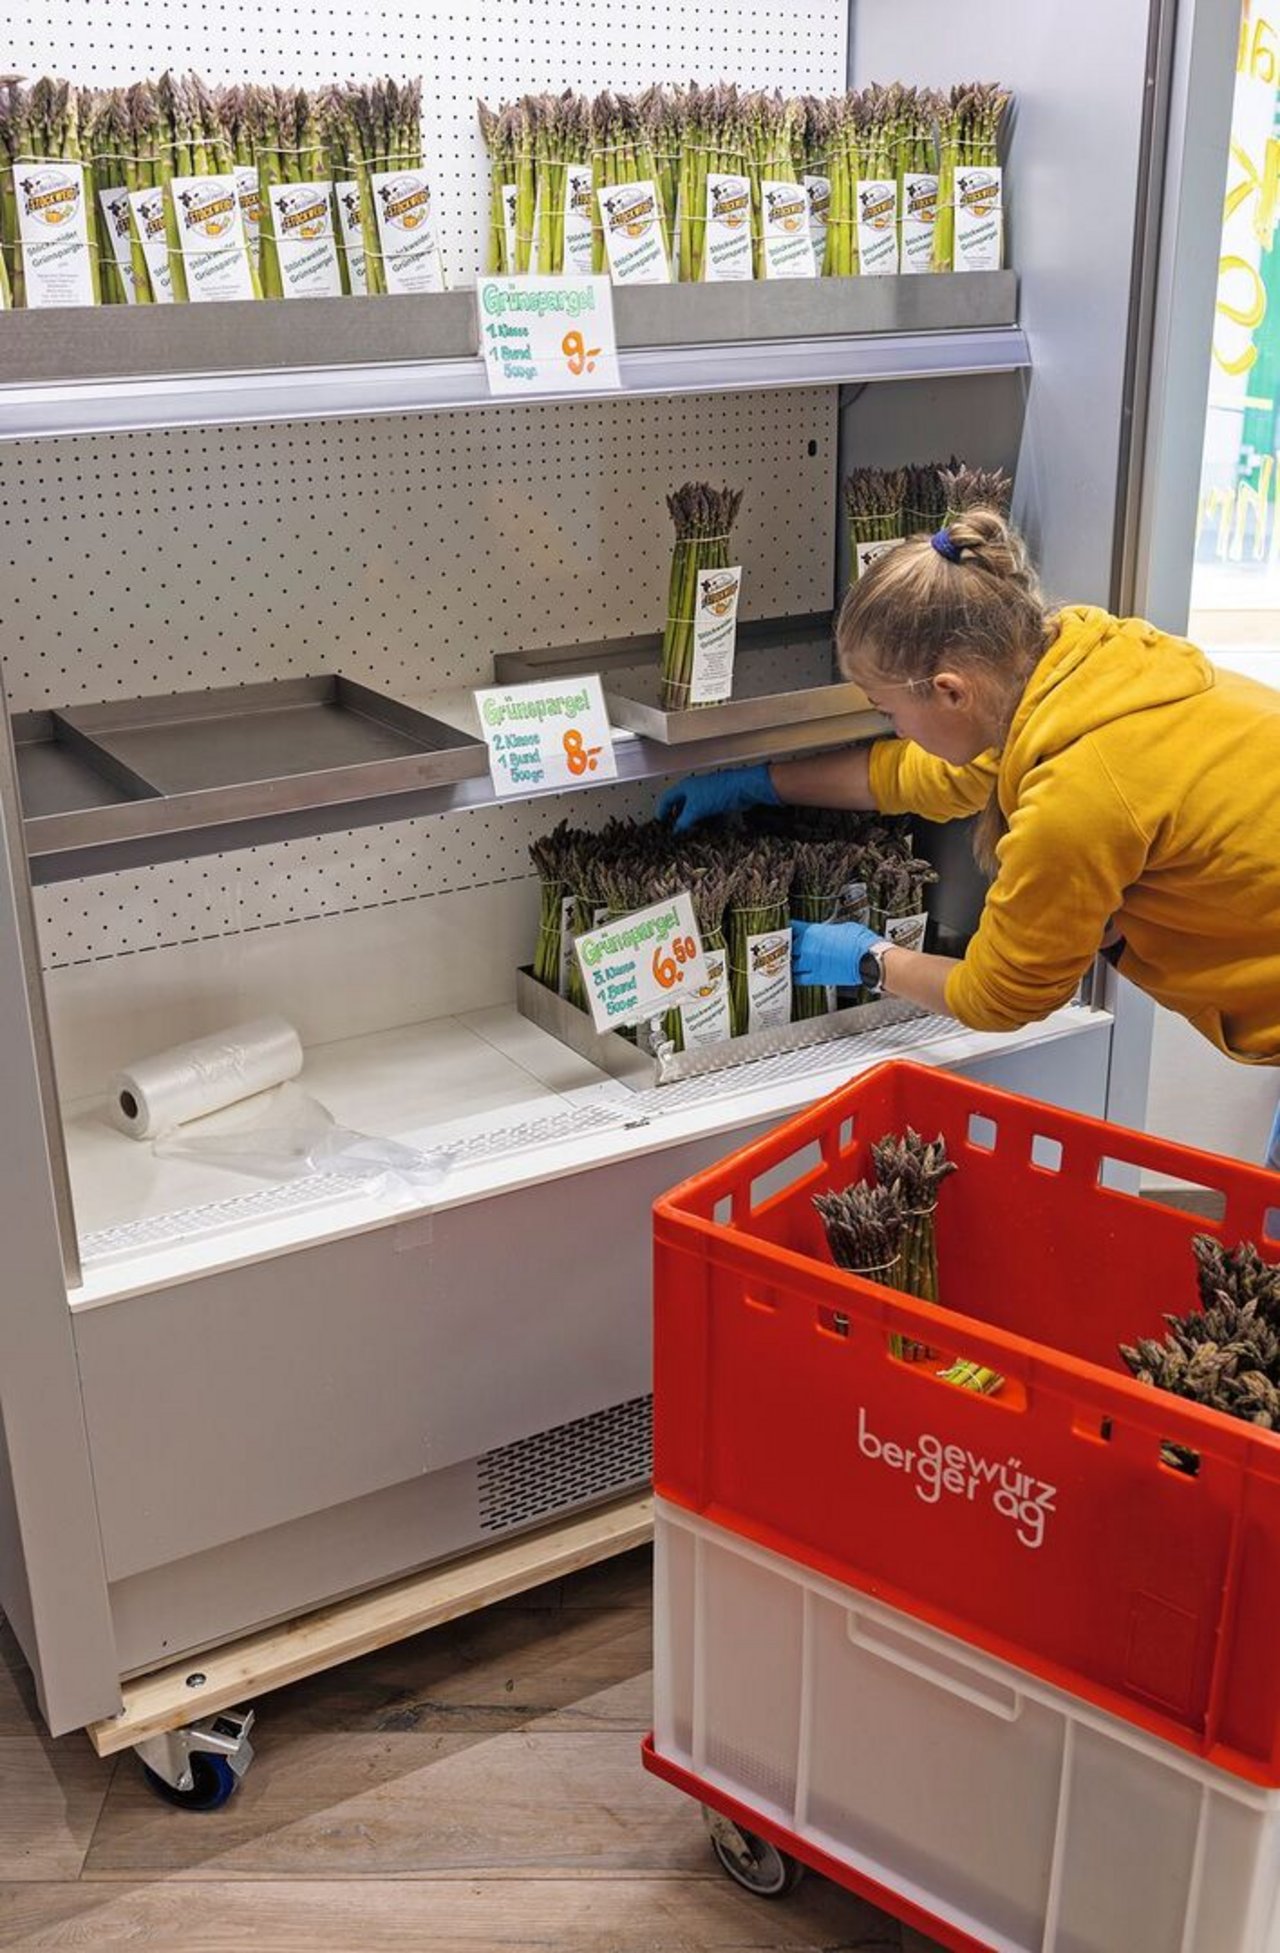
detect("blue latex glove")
[792,918,886,988]
[657,763,779,834]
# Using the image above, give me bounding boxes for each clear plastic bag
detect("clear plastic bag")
[152,1082,453,1191]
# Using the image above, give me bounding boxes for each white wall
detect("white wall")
[1146,1008,1278,1175]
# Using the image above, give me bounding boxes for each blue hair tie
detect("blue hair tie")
[931,529,963,563]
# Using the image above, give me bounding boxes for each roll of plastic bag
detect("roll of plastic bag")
[108,1016,304,1139]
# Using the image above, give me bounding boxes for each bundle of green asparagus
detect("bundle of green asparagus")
[639,83,683,268]
[726,842,792,1036]
[871,1128,957,1360]
[329,79,427,296]
[789,838,868,1021]
[0,78,102,309]
[660,482,744,712]
[1121,1238,1280,1439]
[844,466,906,575]
[896,87,941,275]
[814,1181,905,1286]
[674,83,749,284]
[933,83,1010,273]
[89,88,150,304]
[902,456,959,534]
[939,462,1013,522]
[590,91,663,278]
[744,90,805,279]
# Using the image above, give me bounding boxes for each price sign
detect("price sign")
[474,675,618,797]
[574,890,709,1034]
[477,274,622,396]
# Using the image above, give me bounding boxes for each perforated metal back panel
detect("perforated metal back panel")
[3,4,846,285]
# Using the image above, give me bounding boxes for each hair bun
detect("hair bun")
[946,507,1036,592]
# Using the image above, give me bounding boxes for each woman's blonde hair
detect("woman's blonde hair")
[835,508,1056,871]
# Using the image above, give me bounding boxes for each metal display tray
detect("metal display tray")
[13,675,487,876]
[494,612,879,746]
[515,967,924,1090]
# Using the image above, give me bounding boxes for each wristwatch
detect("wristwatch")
[859,940,891,993]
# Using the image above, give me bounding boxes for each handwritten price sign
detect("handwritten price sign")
[474,676,617,798]
[575,891,708,1033]
[477,275,622,397]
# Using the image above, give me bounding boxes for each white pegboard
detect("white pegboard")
[0,392,833,708]
[6,2,847,285]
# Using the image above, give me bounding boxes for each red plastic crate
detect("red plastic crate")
[653,1060,1280,1786]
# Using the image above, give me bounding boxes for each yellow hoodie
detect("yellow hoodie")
[868,606,1280,1062]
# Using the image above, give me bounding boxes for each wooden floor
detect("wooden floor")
[0,1545,943,1952]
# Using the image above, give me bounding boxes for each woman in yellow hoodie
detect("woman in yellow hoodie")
[659,509,1280,1065]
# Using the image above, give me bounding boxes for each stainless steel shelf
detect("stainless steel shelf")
[0,272,1026,440]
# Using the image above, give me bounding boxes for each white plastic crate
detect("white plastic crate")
[653,1499,1280,1953]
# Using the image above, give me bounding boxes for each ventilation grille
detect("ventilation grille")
[477,1394,653,1533]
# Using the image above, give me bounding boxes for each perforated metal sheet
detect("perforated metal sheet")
[4,3,846,285]
[13,390,835,968]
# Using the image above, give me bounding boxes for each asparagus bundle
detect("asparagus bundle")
[673,83,748,283]
[217,84,269,278]
[1121,1238,1280,1440]
[939,462,1013,522]
[897,87,941,274]
[476,98,513,274]
[330,79,427,296]
[933,83,1010,273]
[745,90,805,279]
[869,850,938,948]
[533,90,590,275]
[853,83,903,276]
[88,87,149,304]
[660,482,744,712]
[0,78,101,308]
[673,852,741,1052]
[797,94,834,274]
[789,838,866,1021]
[902,456,958,535]
[254,86,342,300]
[528,820,584,992]
[639,83,683,268]
[726,843,792,1036]
[871,1128,957,1359]
[814,1181,905,1286]
[590,91,663,278]
[843,466,905,576]
[821,92,860,276]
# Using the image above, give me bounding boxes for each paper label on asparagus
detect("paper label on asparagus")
[901,172,938,274]
[334,181,368,293]
[954,165,1003,272]
[14,159,95,308]
[235,165,264,258]
[170,174,255,301]
[128,187,175,302]
[885,910,928,954]
[564,164,595,276]
[838,880,871,926]
[688,566,742,706]
[761,180,816,279]
[680,943,732,1048]
[369,168,445,294]
[854,535,902,578]
[855,178,899,275]
[266,180,343,298]
[475,673,618,795]
[597,179,670,283]
[803,173,831,272]
[477,274,621,395]
[501,182,519,271]
[97,187,142,303]
[576,891,708,1034]
[703,173,752,281]
[745,929,793,1031]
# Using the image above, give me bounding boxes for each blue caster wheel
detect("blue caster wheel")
[142,1751,239,1811]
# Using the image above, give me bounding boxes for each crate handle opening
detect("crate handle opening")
[967,1112,998,1153]
[817,1305,851,1340]
[838,1115,857,1153]
[750,1138,825,1215]
[1098,1160,1227,1222]
[1073,1412,1113,1444]
[1030,1133,1063,1173]
[846,1610,1023,1721]
[1159,1440,1201,1478]
[1265,1206,1280,1247]
[713,1194,735,1228]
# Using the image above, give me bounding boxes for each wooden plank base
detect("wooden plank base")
[87,1493,653,1757]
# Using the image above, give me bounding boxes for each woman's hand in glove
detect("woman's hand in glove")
[791,918,887,988]
[656,763,780,833]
